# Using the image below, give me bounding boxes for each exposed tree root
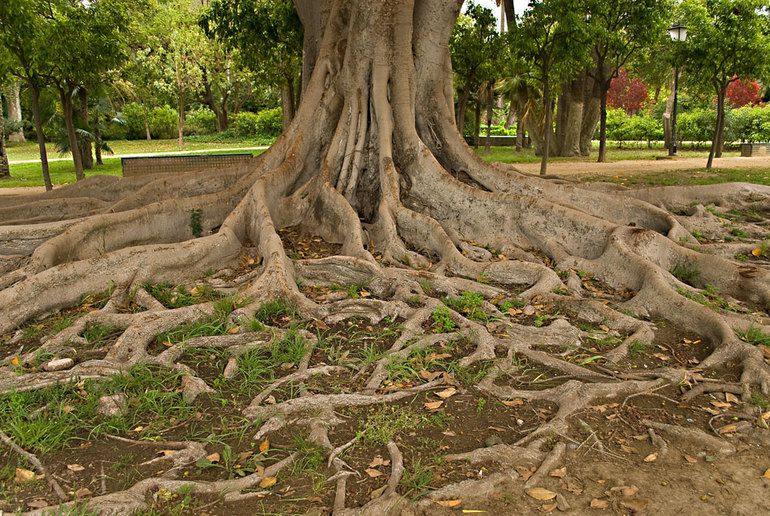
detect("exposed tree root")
[2,0,770,514]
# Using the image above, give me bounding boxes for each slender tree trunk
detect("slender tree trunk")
[178,94,185,150]
[715,87,726,158]
[485,82,493,152]
[663,72,676,152]
[142,101,151,141]
[598,83,608,163]
[5,81,25,142]
[456,84,470,134]
[474,93,481,148]
[707,88,726,170]
[540,75,551,176]
[515,110,524,152]
[0,95,9,179]
[505,103,516,130]
[28,83,52,190]
[60,85,85,181]
[78,87,93,170]
[95,124,103,165]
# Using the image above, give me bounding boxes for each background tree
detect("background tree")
[726,77,762,107]
[513,0,591,174]
[3,81,25,142]
[201,0,303,131]
[607,68,649,113]
[677,0,770,169]
[584,0,670,162]
[0,0,56,190]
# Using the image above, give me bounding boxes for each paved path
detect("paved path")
[8,146,270,165]
[513,155,770,176]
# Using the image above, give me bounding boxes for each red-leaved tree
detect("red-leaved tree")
[607,68,648,114]
[726,77,761,108]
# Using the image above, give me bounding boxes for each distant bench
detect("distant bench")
[740,143,770,157]
[464,135,517,147]
[121,153,255,177]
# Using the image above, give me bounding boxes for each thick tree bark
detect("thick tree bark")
[59,84,85,181]
[484,82,493,152]
[202,71,229,131]
[78,87,93,170]
[28,82,53,191]
[4,80,25,142]
[456,83,471,134]
[540,75,552,175]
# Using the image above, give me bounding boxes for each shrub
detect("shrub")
[185,106,218,135]
[149,105,179,140]
[232,107,283,139]
[120,102,150,140]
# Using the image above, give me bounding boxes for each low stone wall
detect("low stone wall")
[121,153,255,176]
[464,135,517,147]
[740,143,770,157]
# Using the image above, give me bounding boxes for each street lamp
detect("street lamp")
[667,24,687,156]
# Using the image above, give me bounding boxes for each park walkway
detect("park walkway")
[514,155,770,176]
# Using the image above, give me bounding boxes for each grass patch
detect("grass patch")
[670,262,700,285]
[81,323,125,348]
[735,324,770,347]
[442,291,488,323]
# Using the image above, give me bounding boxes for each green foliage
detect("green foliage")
[149,105,179,140]
[231,108,283,139]
[442,291,488,323]
[735,324,770,347]
[670,262,700,285]
[185,106,218,135]
[431,306,456,333]
[360,406,427,446]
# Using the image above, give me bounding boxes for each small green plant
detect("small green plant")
[82,323,124,348]
[254,299,297,324]
[431,306,456,333]
[670,262,700,285]
[750,391,769,409]
[443,291,487,323]
[735,324,770,347]
[361,406,426,446]
[730,228,747,238]
[628,339,646,356]
[420,280,436,297]
[190,208,203,238]
[406,295,423,307]
[401,459,434,500]
[476,397,487,412]
[735,253,749,262]
[533,314,550,327]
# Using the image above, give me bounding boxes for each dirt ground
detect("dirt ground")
[1,160,769,516]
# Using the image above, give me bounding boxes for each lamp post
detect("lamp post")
[667,24,687,156]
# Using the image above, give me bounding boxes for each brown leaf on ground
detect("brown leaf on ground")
[550,467,567,478]
[74,487,92,498]
[365,468,383,478]
[206,452,220,463]
[590,498,609,509]
[501,399,524,406]
[14,468,36,483]
[525,487,557,501]
[67,463,85,472]
[541,502,558,512]
[725,393,739,404]
[436,500,462,507]
[643,453,658,463]
[762,468,770,479]
[621,499,649,512]
[259,439,270,453]
[718,424,737,434]
[369,456,390,468]
[418,370,441,381]
[370,485,387,499]
[684,455,698,464]
[516,465,536,481]
[435,387,457,399]
[424,400,443,411]
[621,445,639,455]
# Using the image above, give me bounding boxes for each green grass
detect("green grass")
[583,167,770,187]
[442,291,488,323]
[670,262,700,285]
[2,140,267,188]
[472,144,739,165]
[735,324,770,347]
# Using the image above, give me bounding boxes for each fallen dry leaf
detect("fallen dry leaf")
[621,486,639,497]
[11,356,19,365]
[684,455,698,464]
[67,464,85,472]
[228,325,241,334]
[710,400,731,409]
[525,487,557,501]
[621,499,649,512]
[365,468,383,478]
[515,465,535,481]
[752,247,762,257]
[590,498,609,509]
[424,400,443,411]
[74,487,92,498]
[370,485,387,499]
[15,468,36,483]
[762,468,770,479]
[255,464,265,477]
[501,399,524,407]
[550,467,567,478]
[436,387,458,399]
[259,477,277,488]
[542,502,558,512]
[259,439,270,453]
[718,424,737,434]
[369,456,390,468]
[643,453,658,463]
[437,500,462,507]
[206,452,220,464]
[620,444,639,455]
[26,500,49,509]
[418,370,441,381]
[725,393,739,404]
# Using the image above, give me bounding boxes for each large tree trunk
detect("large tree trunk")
[455,83,471,134]
[1,3,769,515]
[78,87,93,170]
[0,95,9,179]
[59,85,85,181]
[28,82,53,191]
[554,74,585,158]
[4,80,25,143]
[280,78,296,131]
